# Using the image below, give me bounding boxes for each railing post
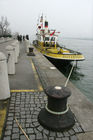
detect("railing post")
[15,40,20,57]
[11,42,18,63]
[25,39,30,53]
[6,45,15,75]
[0,52,10,100]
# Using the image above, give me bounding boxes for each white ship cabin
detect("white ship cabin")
[43,35,58,47]
[44,35,50,46]
[37,16,58,48]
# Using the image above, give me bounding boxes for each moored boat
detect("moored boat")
[33,15,85,63]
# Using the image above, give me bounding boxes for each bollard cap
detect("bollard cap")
[0,52,6,61]
[6,45,15,51]
[45,86,71,99]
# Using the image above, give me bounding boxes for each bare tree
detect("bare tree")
[0,16,10,36]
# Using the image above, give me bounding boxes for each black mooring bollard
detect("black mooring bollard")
[38,86,75,131]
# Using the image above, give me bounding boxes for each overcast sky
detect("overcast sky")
[0,0,93,40]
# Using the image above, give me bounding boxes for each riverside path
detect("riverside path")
[0,39,93,140]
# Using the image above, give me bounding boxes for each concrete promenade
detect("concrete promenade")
[0,40,93,140]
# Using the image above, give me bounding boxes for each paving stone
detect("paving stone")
[8,110,14,113]
[48,137,55,140]
[32,115,37,119]
[7,117,13,121]
[43,134,48,139]
[8,113,14,117]
[62,137,70,140]
[36,108,41,112]
[13,128,19,133]
[13,123,18,128]
[34,128,39,134]
[16,101,20,104]
[50,131,56,137]
[26,119,31,123]
[6,125,12,130]
[77,127,83,133]
[32,118,38,122]
[43,129,49,135]
[68,129,75,135]
[12,139,19,140]
[33,122,40,127]
[70,135,78,140]
[37,125,44,132]
[25,123,30,128]
[3,136,11,140]
[12,133,19,139]
[20,104,24,107]
[21,111,25,115]
[33,111,39,114]
[30,123,35,128]
[63,131,70,137]
[56,138,62,140]
[6,121,13,125]
[4,130,11,136]
[36,133,42,139]
[26,115,31,119]
[29,134,36,140]
[37,104,42,108]
[26,111,30,114]
[10,101,15,107]
[20,115,26,119]
[15,113,20,116]
[57,132,64,137]
[15,108,20,112]
[73,127,79,133]
[20,135,27,140]
[9,107,15,110]
[15,110,20,113]
[27,128,34,134]
[21,119,25,123]
[30,104,36,107]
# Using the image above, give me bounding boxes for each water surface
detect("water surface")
[58,38,93,103]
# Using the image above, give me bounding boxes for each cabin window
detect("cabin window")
[51,37,55,41]
[45,37,49,41]
[45,21,48,27]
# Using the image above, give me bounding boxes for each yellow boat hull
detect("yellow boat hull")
[35,44,85,61]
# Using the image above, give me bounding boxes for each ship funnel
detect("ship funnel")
[45,21,48,28]
[45,21,48,33]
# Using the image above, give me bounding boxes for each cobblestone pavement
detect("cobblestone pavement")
[2,92,84,140]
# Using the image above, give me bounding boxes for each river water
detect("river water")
[58,38,93,103]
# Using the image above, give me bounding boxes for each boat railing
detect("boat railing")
[60,46,82,55]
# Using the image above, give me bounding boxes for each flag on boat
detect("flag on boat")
[50,31,55,36]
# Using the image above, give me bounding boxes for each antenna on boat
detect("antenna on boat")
[64,60,76,87]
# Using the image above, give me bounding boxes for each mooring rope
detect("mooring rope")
[64,60,76,87]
